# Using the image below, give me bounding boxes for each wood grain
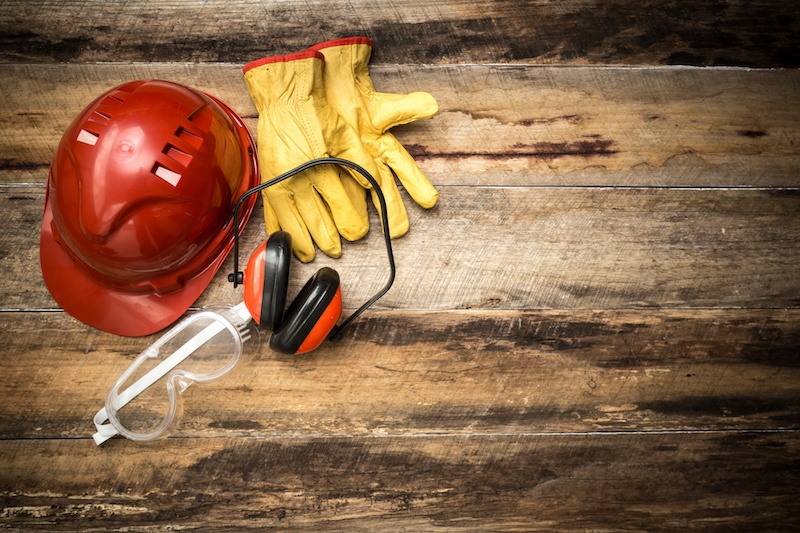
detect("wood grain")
[1,0,798,67]
[1,1,799,529]
[1,309,799,440]
[8,186,799,311]
[2,432,799,530]
[2,64,799,188]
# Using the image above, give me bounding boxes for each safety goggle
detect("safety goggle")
[92,303,257,445]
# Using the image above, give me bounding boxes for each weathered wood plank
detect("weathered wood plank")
[2,3,798,531]
[8,187,800,311]
[1,309,798,439]
[1,432,798,531]
[0,0,798,67]
[2,64,799,188]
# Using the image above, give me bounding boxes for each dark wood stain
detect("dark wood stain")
[738,129,768,138]
[406,139,618,160]
[1,1,798,67]
[3,434,799,529]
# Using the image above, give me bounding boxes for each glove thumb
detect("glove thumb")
[370,90,438,133]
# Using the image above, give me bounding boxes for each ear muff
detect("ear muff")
[270,267,342,355]
[243,234,343,355]
[242,232,291,330]
[230,159,396,355]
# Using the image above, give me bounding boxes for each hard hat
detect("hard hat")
[40,79,259,336]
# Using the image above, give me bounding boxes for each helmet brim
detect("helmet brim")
[39,90,258,337]
[40,206,225,337]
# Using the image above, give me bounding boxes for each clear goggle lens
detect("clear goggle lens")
[93,303,257,444]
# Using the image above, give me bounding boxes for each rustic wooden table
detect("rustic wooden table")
[2,1,799,530]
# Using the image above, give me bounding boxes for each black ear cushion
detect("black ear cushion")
[261,231,292,331]
[270,267,341,354]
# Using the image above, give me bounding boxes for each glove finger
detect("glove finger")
[326,114,381,190]
[264,187,317,263]
[381,134,440,209]
[340,172,369,237]
[372,161,409,239]
[293,175,343,259]
[370,91,438,133]
[261,192,282,235]
[309,165,369,242]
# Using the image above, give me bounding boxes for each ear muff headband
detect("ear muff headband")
[229,157,396,342]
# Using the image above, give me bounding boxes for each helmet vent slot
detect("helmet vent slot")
[88,110,111,125]
[97,91,127,112]
[152,163,182,186]
[164,144,192,167]
[175,126,203,149]
[76,129,99,146]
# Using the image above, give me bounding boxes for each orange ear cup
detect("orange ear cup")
[242,232,342,354]
[270,267,342,355]
[242,232,291,329]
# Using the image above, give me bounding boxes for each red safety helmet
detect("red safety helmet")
[40,79,259,336]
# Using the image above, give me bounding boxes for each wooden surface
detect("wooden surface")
[1,1,799,530]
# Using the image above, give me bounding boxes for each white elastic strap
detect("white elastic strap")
[92,303,250,445]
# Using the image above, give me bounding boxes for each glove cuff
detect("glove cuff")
[243,50,327,109]
[308,36,372,52]
[308,36,373,89]
[243,50,324,74]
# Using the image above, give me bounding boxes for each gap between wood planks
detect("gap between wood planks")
[3,428,799,442]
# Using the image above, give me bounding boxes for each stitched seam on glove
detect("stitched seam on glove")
[242,50,324,74]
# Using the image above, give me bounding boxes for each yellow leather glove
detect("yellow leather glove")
[242,50,378,262]
[309,37,440,238]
